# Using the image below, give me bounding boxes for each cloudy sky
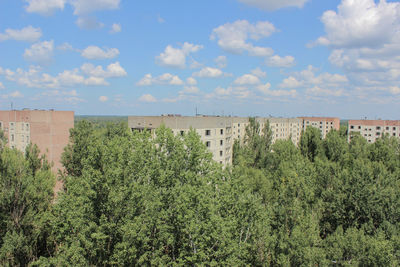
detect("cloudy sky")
[1,0,400,118]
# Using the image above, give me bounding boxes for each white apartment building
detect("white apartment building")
[231,117,302,145]
[129,116,234,166]
[128,115,306,166]
[348,120,400,143]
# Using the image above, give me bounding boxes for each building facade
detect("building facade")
[299,117,340,138]
[129,115,310,166]
[129,115,234,165]
[0,110,74,176]
[348,120,400,143]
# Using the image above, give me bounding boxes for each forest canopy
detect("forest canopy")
[1,119,400,266]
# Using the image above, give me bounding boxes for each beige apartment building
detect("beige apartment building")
[231,117,303,145]
[129,115,234,165]
[0,110,74,182]
[299,117,340,138]
[129,115,307,166]
[348,120,400,143]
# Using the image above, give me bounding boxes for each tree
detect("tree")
[299,126,324,162]
[0,146,55,266]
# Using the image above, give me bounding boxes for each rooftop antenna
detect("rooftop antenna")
[11,102,13,110]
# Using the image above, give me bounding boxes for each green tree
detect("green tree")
[0,146,55,266]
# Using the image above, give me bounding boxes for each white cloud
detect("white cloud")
[110,23,121,33]
[0,26,42,42]
[57,69,85,86]
[279,65,348,90]
[238,0,309,11]
[179,86,199,95]
[70,0,120,15]
[99,95,108,102]
[210,20,276,56]
[84,76,109,86]
[389,86,400,95]
[258,83,297,97]
[2,91,24,99]
[206,85,251,99]
[1,62,125,89]
[157,14,165,24]
[309,0,400,95]
[81,46,119,59]
[186,77,197,85]
[306,86,345,97]
[266,55,295,68]
[315,0,399,49]
[156,42,203,68]
[24,0,66,16]
[0,82,4,89]
[139,94,157,103]
[234,74,261,85]
[76,16,104,29]
[57,42,74,51]
[81,62,127,78]
[136,73,184,86]
[215,55,227,68]
[279,76,302,88]
[24,40,54,64]
[193,67,223,78]
[251,67,267,78]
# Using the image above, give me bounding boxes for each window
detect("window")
[220,129,223,135]
[350,125,354,129]
[206,141,211,147]
[26,123,29,130]
[376,132,381,136]
[393,133,396,136]
[238,129,240,133]
[376,126,381,130]
[386,127,389,130]
[358,126,361,129]
[22,135,24,142]
[220,140,223,146]
[393,127,396,131]
[26,136,29,142]
[238,124,240,127]
[11,134,14,142]
[180,131,184,136]
[220,151,223,156]
[205,130,211,136]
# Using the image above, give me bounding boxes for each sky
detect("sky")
[0,0,400,119]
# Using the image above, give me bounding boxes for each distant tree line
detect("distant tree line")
[1,119,399,266]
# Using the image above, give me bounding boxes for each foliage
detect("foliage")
[2,119,400,265]
[0,144,55,266]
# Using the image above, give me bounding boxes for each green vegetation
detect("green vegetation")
[1,120,400,266]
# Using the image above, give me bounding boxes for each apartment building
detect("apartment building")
[129,115,306,166]
[0,109,74,176]
[299,117,340,138]
[348,120,400,143]
[129,115,234,165]
[231,117,303,145]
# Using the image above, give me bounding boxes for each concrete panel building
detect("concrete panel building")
[129,115,234,165]
[0,109,74,176]
[299,117,340,138]
[348,120,400,143]
[231,117,303,145]
[129,115,305,166]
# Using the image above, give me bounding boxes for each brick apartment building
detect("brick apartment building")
[0,109,74,189]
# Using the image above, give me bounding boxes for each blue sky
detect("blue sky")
[0,0,399,119]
